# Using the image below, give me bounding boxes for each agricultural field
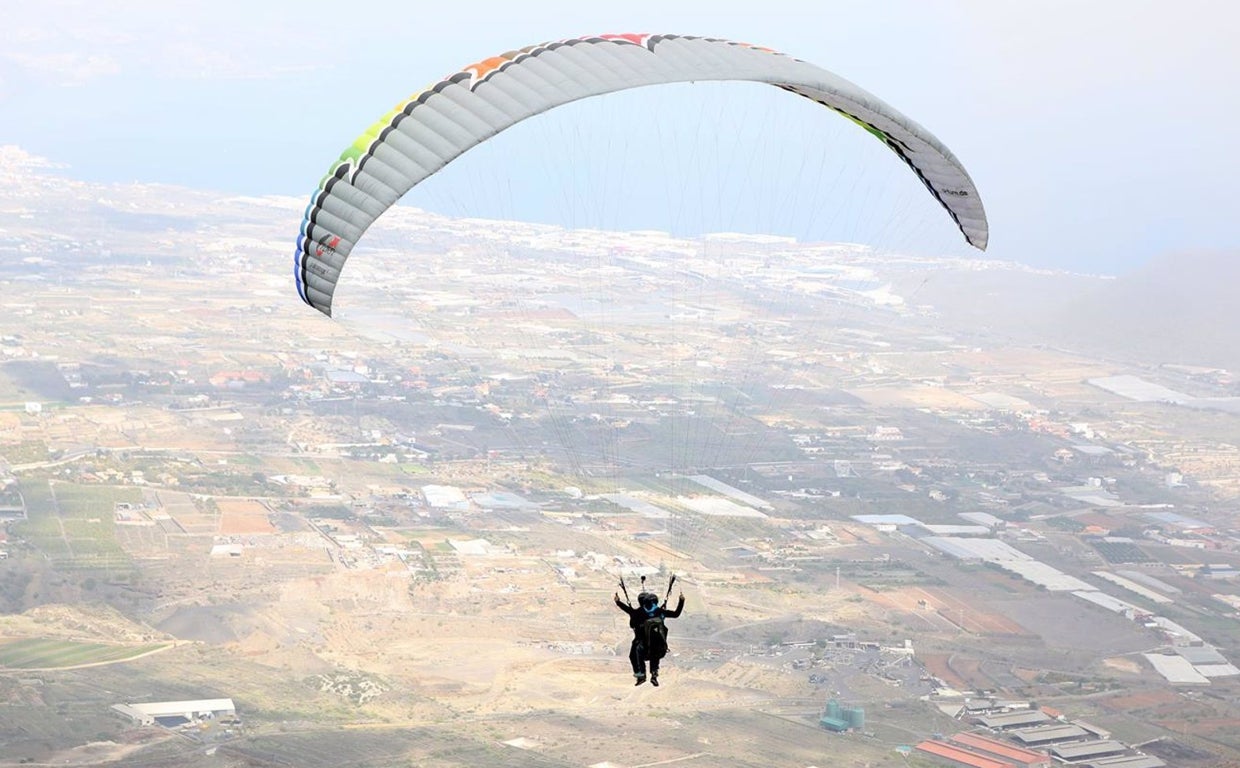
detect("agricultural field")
[0,637,171,669]
[0,360,74,401]
[864,585,1031,636]
[53,482,144,518]
[0,439,50,465]
[833,559,941,589]
[1090,538,1153,564]
[217,498,276,535]
[920,652,991,691]
[9,480,138,568]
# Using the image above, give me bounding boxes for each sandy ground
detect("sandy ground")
[863,585,1031,636]
[218,499,277,535]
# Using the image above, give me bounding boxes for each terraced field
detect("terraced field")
[10,480,139,568]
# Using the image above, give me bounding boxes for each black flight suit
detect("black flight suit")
[615,594,684,679]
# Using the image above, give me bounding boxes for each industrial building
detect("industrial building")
[1008,724,1089,746]
[819,699,864,732]
[1073,720,1112,740]
[1050,740,1129,763]
[1142,652,1211,685]
[916,739,1014,768]
[1175,645,1229,665]
[976,710,1052,730]
[112,698,236,727]
[958,698,1033,717]
[1082,755,1165,768]
[948,732,1051,768]
[209,543,243,557]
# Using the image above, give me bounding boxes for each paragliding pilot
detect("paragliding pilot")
[615,574,684,686]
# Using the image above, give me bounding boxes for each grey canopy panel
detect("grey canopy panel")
[295,33,988,317]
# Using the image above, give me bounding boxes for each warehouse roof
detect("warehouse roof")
[1009,725,1088,745]
[950,732,1049,765]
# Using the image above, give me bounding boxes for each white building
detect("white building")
[113,698,236,725]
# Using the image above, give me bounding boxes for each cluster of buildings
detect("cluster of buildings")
[851,512,1240,687]
[917,731,1051,768]
[919,701,1165,768]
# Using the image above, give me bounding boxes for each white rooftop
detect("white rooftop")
[685,475,772,510]
[127,699,235,717]
[1091,571,1173,604]
[1143,653,1210,685]
[920,524,991,536]
[958,511,1003,527]
[921,536,1031,561]
[1195,664,1240,677]
[852,513,921,526]
[678,496,768,518]
[448,538,500,556]
[422,484,469,509]
[1000,560,1095,591]
[602,494,670,519]
[1073,590,1141,614]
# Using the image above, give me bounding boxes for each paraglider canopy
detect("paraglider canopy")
[294,32,988,317]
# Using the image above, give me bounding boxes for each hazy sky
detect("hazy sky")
[3,0,1237,274]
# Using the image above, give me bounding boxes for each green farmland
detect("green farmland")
[11,480,139,569]
[0,637,171,669]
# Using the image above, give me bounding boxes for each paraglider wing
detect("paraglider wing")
[295,33,988,317]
